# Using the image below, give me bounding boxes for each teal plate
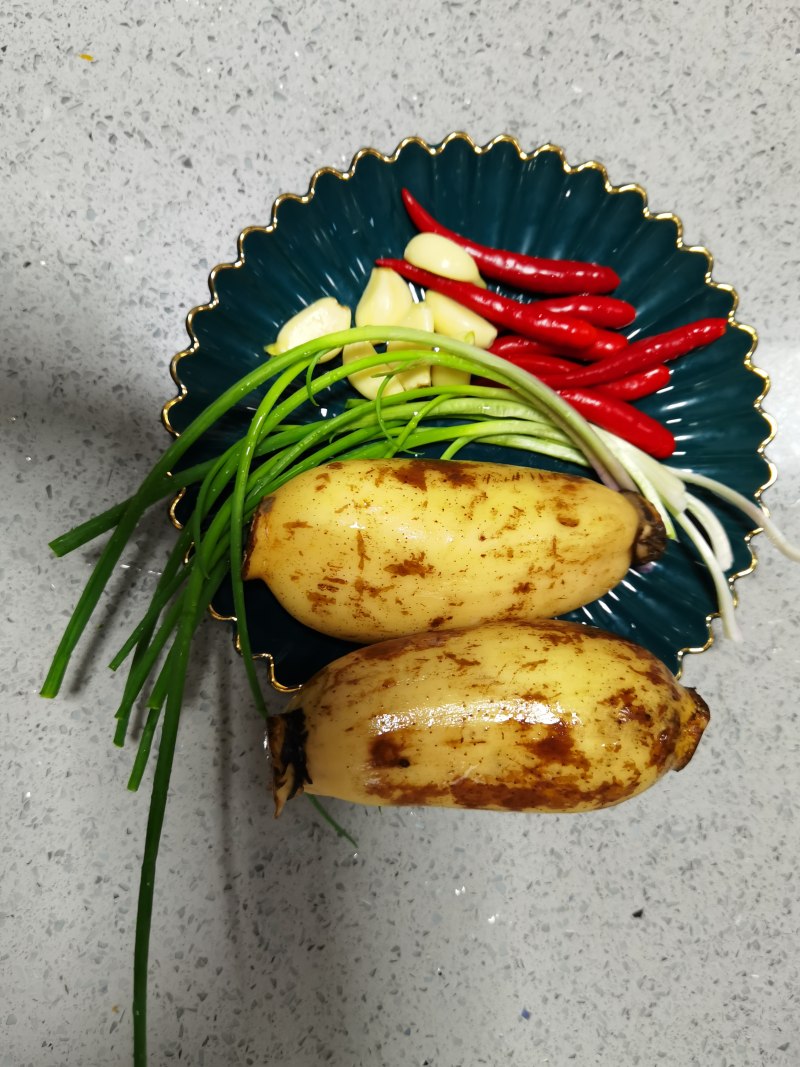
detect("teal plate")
[164,133,773,688]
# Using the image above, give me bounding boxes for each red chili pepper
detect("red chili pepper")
[488,338,670,395]
[491,330,626,364]
[375,257,599,351]
[543,318,728,389]
[577,329,629,362]
[495,351,581,383]
[598,364,671,401]
[401,188,620,294]
[559,388,676,458]
[490,336,561,359]
[532,296,635,328]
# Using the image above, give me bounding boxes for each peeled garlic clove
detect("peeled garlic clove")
[393,362,432,393]
[343,330,431,401]
[432,363,471,388]
[386,300,435,352]
[343,341,398,401]
[342,341,406,400]
[342,341,390,400]
[426,290,497,349]
[267,297,351,362]
[403,299,435,331]
[404,232,486,288]
[355,268,414,327]
[386,302,469,390]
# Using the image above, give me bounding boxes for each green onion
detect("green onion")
[42,324,796,1066]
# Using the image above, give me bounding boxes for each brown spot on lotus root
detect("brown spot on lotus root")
[370,733,412,769]
[648,719,680,769]
[522,721,591,773]
[305,590,335,610]
[608,687,655,727]
[447,774,638,812]
[442,651,481,669]
[384,553,435,578]
[355,530,368,571]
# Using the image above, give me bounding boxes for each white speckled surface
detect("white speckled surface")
[2,3,799,1065]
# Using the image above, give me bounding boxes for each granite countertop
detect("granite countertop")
[2,3,799,1065]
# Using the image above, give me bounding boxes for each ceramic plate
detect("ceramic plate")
[164,133,773,687]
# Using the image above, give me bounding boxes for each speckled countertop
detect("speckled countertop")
[2,3,799,1066]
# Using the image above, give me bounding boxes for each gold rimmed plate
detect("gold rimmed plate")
[164,133,773,688]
